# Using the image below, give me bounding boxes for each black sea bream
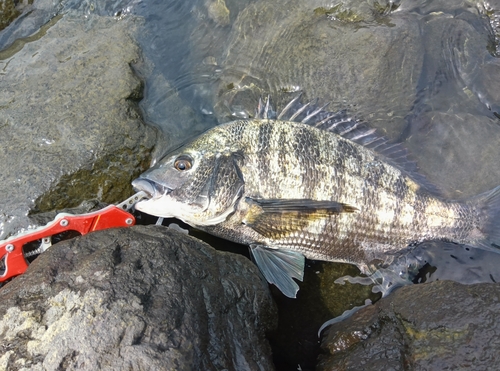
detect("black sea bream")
[133,96,500,297]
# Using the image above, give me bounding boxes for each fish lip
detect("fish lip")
[132,178,171,198]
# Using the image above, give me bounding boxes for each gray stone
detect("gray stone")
[0,13,157,239]
[0,0,141,50]
[0,225,277,371]
[318,281,500,371]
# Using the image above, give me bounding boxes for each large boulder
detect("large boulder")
[0,225,277,371]
[318,280,500,370]
[0,13,157,239]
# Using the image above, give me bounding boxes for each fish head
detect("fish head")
[132,130,245,227]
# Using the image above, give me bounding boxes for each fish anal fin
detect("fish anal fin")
[250,245,305,298]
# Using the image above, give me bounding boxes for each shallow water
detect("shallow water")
[2,0,500,370]
[4,1,499,178]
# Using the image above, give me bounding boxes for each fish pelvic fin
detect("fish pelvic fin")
[470,185,500,251]
[250,245,305,298]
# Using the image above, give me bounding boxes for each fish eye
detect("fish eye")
[174,155,193,171]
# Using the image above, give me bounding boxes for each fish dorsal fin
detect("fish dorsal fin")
[264,95,442,196]
[250,244,305,298]
[255,96,277,119]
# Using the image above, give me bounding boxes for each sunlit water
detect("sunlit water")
[2,0,500,370]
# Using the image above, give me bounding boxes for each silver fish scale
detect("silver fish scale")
[211,119,479,268]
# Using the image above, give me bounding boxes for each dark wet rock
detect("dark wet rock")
[0,13,157,239]
[0,225,277,370]
[270,240,500,370]
[272,241,500,370]
[214,0,424,137]
[318,280,500,371]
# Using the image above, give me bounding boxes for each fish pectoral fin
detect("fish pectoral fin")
[245,197,357,213]
[243,197,357,238]
[250,244,305,298]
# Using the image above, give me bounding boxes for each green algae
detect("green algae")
[31,145,154,213]
[400,317,470,362]
[313,5,364,23]
[0,0,20,31]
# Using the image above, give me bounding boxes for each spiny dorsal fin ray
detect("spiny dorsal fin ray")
[250,245,305,298]
[255,96,277,119]
[289,101,312,121]
[261,95,442,196]
[301,102,330,124]
[277,93,302,120]
[263,95,271,119]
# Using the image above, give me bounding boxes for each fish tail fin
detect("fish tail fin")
[470,185,500,250]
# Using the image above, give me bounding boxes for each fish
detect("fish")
[132,95,500,298]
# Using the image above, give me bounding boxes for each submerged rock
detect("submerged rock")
[405,111,500,199]
[0,13,157,239]
[402,9,500,198]
[0,225,277,371]
[318,280,500,371]
[214,0,424,137]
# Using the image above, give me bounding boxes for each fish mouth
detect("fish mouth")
[132,178,171,198]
